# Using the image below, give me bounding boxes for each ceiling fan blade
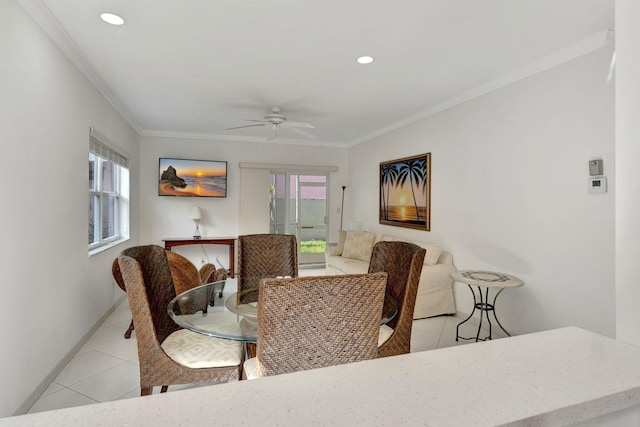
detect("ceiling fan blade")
[282,121,314,129]
[285,126,317,139]
[246,119,270,123]
[226,124,266,131]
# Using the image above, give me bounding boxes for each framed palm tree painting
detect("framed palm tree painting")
[379,153,431,231]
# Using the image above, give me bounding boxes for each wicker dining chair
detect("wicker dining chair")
[166,251,205,296]
[165,250,214,314]
[199,264,228,284]
[237,234,298,304]
[198,265,228,305]
[368,241,426,357]
[113,251,223,338]
[242,273,388,379]
[112,259,135,339]
[117,245,242,395]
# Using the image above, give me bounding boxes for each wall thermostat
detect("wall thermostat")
[588,176,607,193]
[589,159,603,176]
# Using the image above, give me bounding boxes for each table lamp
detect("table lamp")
[190,206,202,239]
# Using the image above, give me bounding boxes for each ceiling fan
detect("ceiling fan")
[226,106,316,140]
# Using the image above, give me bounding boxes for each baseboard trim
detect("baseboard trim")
[13,294,127,416]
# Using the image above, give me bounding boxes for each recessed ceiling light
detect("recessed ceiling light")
[100,13,125,26]
[356,55,375,65]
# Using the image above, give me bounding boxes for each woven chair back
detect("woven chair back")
[213,268,228,281]
[199,265,227,284]
[368,241,425,356]
[112,257,125,292]
[237,234,298,304]
[198,263,216,284]
[166,251,201,296]
[165,250,213,314]
[256,272,387,377]
[119,245,180,343]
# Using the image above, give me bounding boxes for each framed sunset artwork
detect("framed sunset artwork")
[158,158,227,198]
[379,153,431,231]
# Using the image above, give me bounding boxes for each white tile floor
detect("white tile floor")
[27,269,498,414]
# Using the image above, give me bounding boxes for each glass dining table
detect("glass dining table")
[168,279,398,343]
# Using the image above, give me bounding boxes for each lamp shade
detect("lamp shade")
[189,206,202,220]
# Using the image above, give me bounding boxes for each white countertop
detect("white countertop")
[3,326,640,426]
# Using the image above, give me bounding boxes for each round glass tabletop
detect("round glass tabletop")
[168,279,398,343]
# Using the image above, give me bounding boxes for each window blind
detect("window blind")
[89,128,129,168]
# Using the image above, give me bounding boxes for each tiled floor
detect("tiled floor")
[27,269,497,414]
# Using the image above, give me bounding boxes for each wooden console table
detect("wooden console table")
[162,237,236,278]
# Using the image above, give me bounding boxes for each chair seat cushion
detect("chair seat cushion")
[243,357,258,380]
[161,329,242,368]
[378,325,394,347]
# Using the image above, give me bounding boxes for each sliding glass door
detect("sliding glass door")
[270,172,328,266]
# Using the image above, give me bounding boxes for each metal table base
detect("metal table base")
[456,285,511,342]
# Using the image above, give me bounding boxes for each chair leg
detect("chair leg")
[141,387,152,396]
[160,386,169,393]
[124,319,134,339]
[245,343,257,359]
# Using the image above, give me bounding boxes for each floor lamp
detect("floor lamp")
[340,186,346,230]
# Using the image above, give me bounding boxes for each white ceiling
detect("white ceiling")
[23,0,614,146]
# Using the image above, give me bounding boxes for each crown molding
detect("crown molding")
[347,29,614,147]
[140,129,348,148]
[239,162,339,171]
[18,1,612,148]
[17,0,143,133]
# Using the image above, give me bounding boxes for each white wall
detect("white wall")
[138,136,348,268]
[348,45,615,337]
[615,1,640,346]
[0,1,139,417]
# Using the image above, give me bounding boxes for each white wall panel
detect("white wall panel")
[615,0,640,346]
[348,45,615,337]
[0,1,139,416]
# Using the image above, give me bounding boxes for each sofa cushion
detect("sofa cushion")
[415,242,442,266]
[339,261,370,275]
[334,230,347,256]
[342,231,376,262]
[327,255,367,273]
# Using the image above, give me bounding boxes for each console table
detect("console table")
[162,237,236,278]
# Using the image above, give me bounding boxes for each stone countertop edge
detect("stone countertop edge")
[2,326,640,426]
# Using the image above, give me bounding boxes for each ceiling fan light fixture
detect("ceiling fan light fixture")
[100,12,125,26]
[226,106,316,139]
[356,55,374,65]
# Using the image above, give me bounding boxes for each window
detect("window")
[89,130,130,252]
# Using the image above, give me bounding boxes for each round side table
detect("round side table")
[450,270,524,342]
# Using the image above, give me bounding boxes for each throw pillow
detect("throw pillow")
[342,231,376,262]
[334,230,347,256]
[415,241,442,265]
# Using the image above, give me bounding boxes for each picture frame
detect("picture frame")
[158,157,227,198]
[379,153,431,231]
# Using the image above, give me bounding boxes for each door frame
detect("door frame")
[269,170,329,266]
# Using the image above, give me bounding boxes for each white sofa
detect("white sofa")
[324,231,456,319]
